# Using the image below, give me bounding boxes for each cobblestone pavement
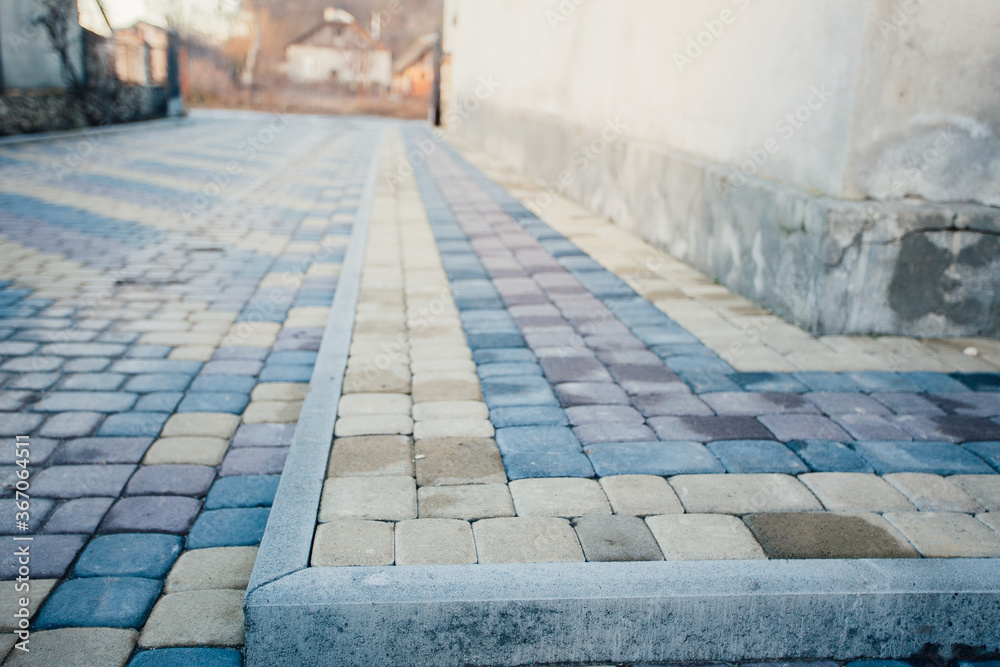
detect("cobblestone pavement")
[2,114,1000,665]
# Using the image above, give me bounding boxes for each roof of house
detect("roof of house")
[393,32,438,73]
[287,11,390,52]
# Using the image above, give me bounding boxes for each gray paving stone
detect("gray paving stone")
[31,391,137,413]
[219,447,288,477]
[565,404,645,425]
[701,392,818,416]
[99,496,201,534]
[572,515,663,561]
[804,392,892,415]
[41,498,114,534]
[554,382,631,406]
[0,412,44,435]
[757,414,852,441]
[37,412,104,438]
[30,464,135,498]
[125,465,216,497]
[648,416,774,442]
[0,534,87,578]
[1,628,136,667]
[59,373,127,390]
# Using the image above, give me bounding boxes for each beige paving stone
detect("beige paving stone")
[509,478,611,517]
[139,590,244,647]
[161,412,239,439]
[140,332,222,346]
[473,517,585,563]
[413,418,494,440]
[415,437,507,486]
[220,333,276,347]
[409,344,472,362]
[799,473,915,512]
[411,374,481,403]
[2,628,136,667]
[949,475,1000,511]
[976,512,1000,535]
[164,546,258,593]
[284,306,330,327]
[342,365,411,394]
[0,580,56,631]
[327,435,413,477]
[395,519,477,565]
[338,392,412,416]
[884,511,1000,557]
[884,473,983,513]
[251,382,309,402]
[242,400,303,424]
[670,473,822,514]
[410,359,476,374]
[418,484,516,519]
[143,436,229,466]
[411,400,488,421]
[646,514,766,560]
[319,476,416,521]
[168,345,216,362]
[333,414,413,436]
[599,475,684,516]
[311,520,394,566]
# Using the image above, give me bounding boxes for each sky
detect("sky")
[79,0,242,37]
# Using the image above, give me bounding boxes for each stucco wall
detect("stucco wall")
[0,0,82,91]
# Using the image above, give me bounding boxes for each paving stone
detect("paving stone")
[415,436,506,486]
[539,357,613,384]
[1,356,63,373]
[204,475,279,509]
[34,577,161,629]
[489,405,568,427]
[931,392,1000,416]
[333,414,412,436]
[59,373,127,390]
[1,628,137,667]
[573,422,657,445]
[41,498,114,534]
[338,392,411,416]
[160,413,239,439]
[0,412,44,435]
[96,412,170,437]
[893,414,1000,442]
[231,423,296,447]
[509,478,611,517]
[599,475,684,516]
[219,447,287,476]
[0,534,86,579]
[851,440,995,475]
[327,435,412,477]
[0,435,58,465]
[554,382,630,407]
[143,437,229,466]
[311,520,394,566]
[495,425,580,454]
[413,418,495,439]
[125,465,216,497]
[0,497,53,534]
[477,361,544,378]
[124,374,194,393]
[242,400,304,424]
[411,401,489,421]
[176,393,250,415]
[138,590,244,648]
[585,441,723,476]
[394,519,477,565]
[949,475,1000,511]
[804,392,892,415]
[833,414,914,440]
[757,414,852,442]
[701,392,817,416]
[786,439,873,472]
[884,472,983,512]
[798,473,915,511]
[30,464,135,498]
[52,437,151,465]
[473,517,584,563]
[100,496,201,534]
[342,366,410,394]
[31,391,136,413]
[186,508,270,548]
[846,371,923,393]
[706,440,808,474]
[873,392,946,415]
[565,405,644,425]
[670,473,822,514]
[164,546,258,593]
[319,476,416,521]
[952,372,1000,392]
[134,393,184,412]
[631,393,714,417]
[480,376,558,407]
[648,416,774,442]
[63,358,112,372]
[192,375,259,395]
[572,515,663,562]
[73,533,183,578]
[417,484,515,519]
[645,514,766,559]
[127,647,243,667]
[503,451,595,479]
[744,512,919,558]
[884,511,1000,557]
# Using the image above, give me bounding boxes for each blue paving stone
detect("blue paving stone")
[707,440,809,474]
[834,414,914,440]
[650,343,717,358]
[258,365,313,382]
[786,439,873,472]
[503,451,595,479]
[59,373,126,390]
[473,347,536,364]
[963,442,1000,471]
[62,357,112,372]
[790,372,863,392]
[732,372,808,393]
[952,372,1000,392]
[73,533,183,578]
[630,325,699,346]
[907,372,971,393]
[189,375,257,394]
[32,391,137,412]
[666,361,740,393]
[0,534,87,578]
[126,345,172,359]
[186,507,270,548]
[134,392,184,412]
[6,372,61,390]
[467,332,527,349]
[125,465,216,496]
[177,392,250,414]
[38,411,104,438]
[54,437,152,464]
[205,475,280,509]
[34,577,161,629]
[0,436,58,464]
[128,648,244,667]
[97,412,170,437]
[495,426,580,455]
[481,376,559,407]
[0,498,55,534]
[42,498,115,534]
[606,299,674,326]
[111,359,203,375]
[267,350,318,365]
[489,406,568,428]
[477,362,543,378]
[851,440,996,475]
[214,347,270,361]
[201,360,264,376]
[585,441,724,476]
[846,371,923,393]
[31,464,135,498]
[124,374,194,392]
[0,412,44,435]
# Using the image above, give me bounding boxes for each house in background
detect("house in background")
[115,21,169,86]
[284,7,391,93]
[392,32,437,98]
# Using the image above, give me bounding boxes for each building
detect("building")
[115,21,169,86]
[392,32,437,98]
[285,7,391,93]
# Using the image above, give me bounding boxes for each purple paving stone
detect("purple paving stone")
[555,382,631,407]
[930,392,1000,417]
[99,496,201,534]
[539,357,613,384]
[0,412,44,435]
[54,437,153,464]
[42,498,115,534]
[31,465,136,498]
[565,405,645,426]
[607,364,689,395]
[219,447,288,476]
[892,415,1000,442]
[573,422,657,445]
[632,393,715,417]
[124,465,216,496]
[833,414,914,441]
[524,329,584,350]
[576,319,632,337]
[534,344,596,359]
[873,392,946,416]
[757,414,852,442]
[648,416,775,442]
[582,334,647,352]
[0,436,58,465]
[0,534,87,579]
[803,392,892,416]
[700,392,817,417]
[37,412,104,438]
[232,423,296,448]
[596,349,664,366]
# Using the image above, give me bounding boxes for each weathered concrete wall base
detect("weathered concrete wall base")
[0,86,167,136]
[453,107,1000,337]
[244,559,1000,666]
